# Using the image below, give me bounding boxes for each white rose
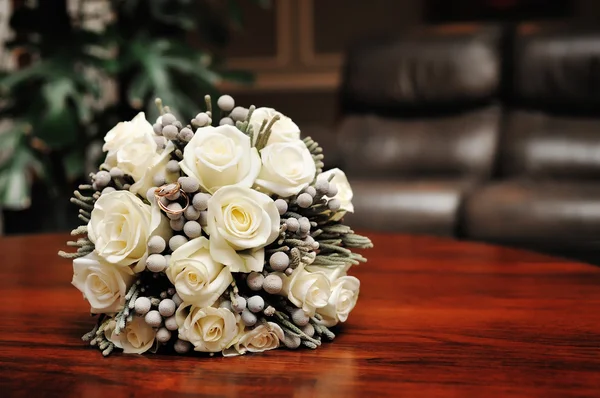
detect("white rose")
[105,316,156,354]
[129,141,178,196]
[166,237,233,308]
[224,322,284,357]
[103,112,177,196]
[180,125,260,194]
[281,264,331,317]
[72,252,135,314]
[317,276,360,327]
[318,168,354,221]
[249,107,300,146]
[207,186,280,273]
[305,263,350,282]
[114,132,158,181]
[176,305,238,352]
[103,112,153,157]
[255,141,316,197]
[88,190,171,272]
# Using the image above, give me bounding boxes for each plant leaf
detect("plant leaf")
[0,61,49,93]
[62,149,85,182]
[0,143,42,210]
[36,79,79,148]
[127,73,151,110]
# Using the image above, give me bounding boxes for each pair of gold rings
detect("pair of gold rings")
[154,182,189,215]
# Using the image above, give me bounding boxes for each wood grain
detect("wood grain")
[0,233,599,397]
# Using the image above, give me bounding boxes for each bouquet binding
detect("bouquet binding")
[60,95,372,357]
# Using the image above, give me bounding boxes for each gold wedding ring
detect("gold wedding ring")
[154,182,189,215]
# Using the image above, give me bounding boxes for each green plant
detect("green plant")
[0,0,264,213]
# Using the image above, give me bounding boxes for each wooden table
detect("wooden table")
[1,233,599,397]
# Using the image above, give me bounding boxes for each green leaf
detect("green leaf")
[36,110,78,149]
[132,41,171,94]
[35,79,79,148]
[128,73,151,110]
[0,61,49,93]
[163,58,223,85]
[72,96,92,123]
[62,149,85,182]
[0,122,26,169]
[0,166,29,210]
[73,70,102,99]
[0,123,23,148]
[149,1,196,30]
[0,144,42,210]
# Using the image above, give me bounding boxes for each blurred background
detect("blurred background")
[2,0,600,265]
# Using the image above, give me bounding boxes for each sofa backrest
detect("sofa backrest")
[501,24,600,180]
[511,24,600,112]
[337,24,503,179]
[341,24,504,114]
[339,107,501,179]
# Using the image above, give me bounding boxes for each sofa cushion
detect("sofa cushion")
[338,106,500,179]
[513,23,600,112]
[344,179,474,236]
[341,24,503,113]
[501,111,600,179]
[464,180,600,253]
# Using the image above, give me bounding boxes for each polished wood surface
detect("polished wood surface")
[1,233,600,397]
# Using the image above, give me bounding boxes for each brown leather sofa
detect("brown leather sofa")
[338,24,503,235]
[336,23,600,264]
[464,24,600,263]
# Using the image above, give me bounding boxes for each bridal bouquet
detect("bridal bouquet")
[60,95,372,357]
